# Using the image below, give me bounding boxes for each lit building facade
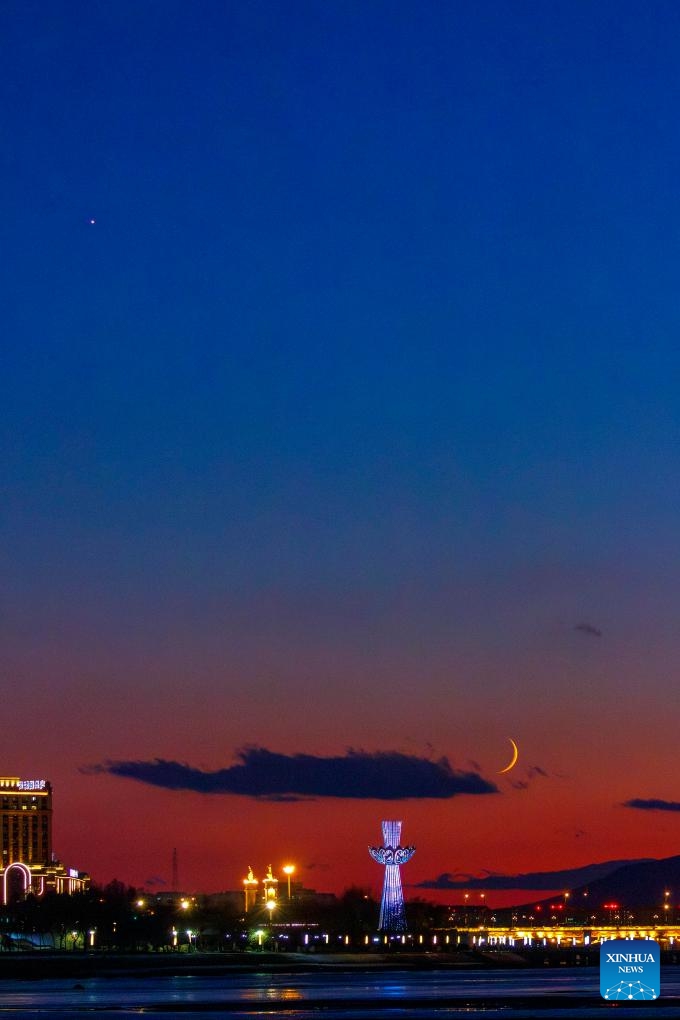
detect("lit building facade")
[1,776,51,867]
[0,776,89,904]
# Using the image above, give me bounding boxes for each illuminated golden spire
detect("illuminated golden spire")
[263,864,278,903]
[243,865,258,912]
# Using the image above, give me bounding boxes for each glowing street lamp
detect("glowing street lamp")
[264,899,276,942]
[282,864,295,900]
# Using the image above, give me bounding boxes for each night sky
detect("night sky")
[4,1,680,907]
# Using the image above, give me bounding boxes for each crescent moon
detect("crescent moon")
[498,738,519,774]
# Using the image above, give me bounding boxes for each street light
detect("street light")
[282,864,295,900]
[265,898,276,943]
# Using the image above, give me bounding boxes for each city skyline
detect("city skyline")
[4,1,680,904]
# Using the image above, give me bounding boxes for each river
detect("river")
[0,965,679,1018]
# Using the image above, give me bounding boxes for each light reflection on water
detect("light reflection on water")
[0,966,678,1017]
[262,985,303,1000]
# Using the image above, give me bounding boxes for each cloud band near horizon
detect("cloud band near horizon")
[624,798,680,812]
[84,747,498,800]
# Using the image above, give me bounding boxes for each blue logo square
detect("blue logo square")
[600,939,660,1000]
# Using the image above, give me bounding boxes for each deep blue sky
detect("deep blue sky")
[3,1,680,894]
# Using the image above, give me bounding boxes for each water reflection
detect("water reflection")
[0,966,679,1014]
[263,985,303,1000]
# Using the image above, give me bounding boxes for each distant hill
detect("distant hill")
[572,854,680,909]
[416,858,650,895]
[511,854,680,913]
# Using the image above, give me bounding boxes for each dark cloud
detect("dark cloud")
[305,860,331,872]
[575,622,602,638]
[509,763,550,790]
[416,859,647,891]
[624,798,680,813]
[84,747,498,801]
[258,793,309,803]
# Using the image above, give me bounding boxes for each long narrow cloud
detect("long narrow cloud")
[416,858,650,891]
[85,747,498,800]
[624,798,680,813]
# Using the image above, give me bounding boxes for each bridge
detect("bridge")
[450,922,680,949]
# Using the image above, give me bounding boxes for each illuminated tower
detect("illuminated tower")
[368,820,415,932]
[243,866,258,912]
[262,864,278,905]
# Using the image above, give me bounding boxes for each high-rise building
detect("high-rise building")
[0,776,89,904]
[0,776,52,867]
